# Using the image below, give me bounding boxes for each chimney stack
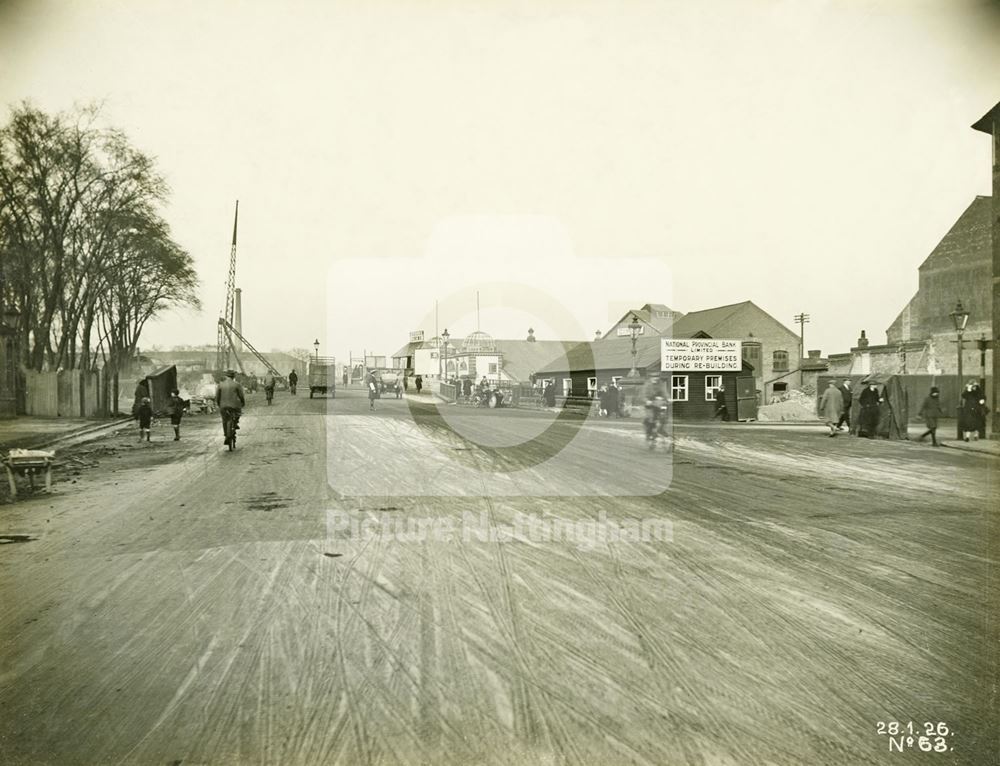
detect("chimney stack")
[594,330,603,341]
[808,349,821,359]
[526,327,536,342]
[857,330,869,349]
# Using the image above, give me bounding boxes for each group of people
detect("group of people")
[597,382,625,418]
[818,377,990,444]
[132,380,189,442]
[818,379,890,439]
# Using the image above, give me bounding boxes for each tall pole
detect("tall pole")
[956,328,964,440]
[794,313,810,386]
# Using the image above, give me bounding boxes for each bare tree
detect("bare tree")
[0,103,198,391]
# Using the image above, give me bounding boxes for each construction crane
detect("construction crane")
[218,318,284,381]
[215,201,239,372]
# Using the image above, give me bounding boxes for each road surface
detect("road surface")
[0,388,996,765]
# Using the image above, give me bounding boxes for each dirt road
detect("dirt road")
[1,389,996,765]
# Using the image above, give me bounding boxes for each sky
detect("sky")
[2,0,998,364]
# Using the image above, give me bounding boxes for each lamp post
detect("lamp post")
[627,314,642,378]
[313,339,320,362]
[949,300,969,439]
[441,328,450,392]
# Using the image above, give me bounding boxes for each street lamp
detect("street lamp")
[441,328,450,387]
[627,314,642,378]
[949,300,969,439]
[313,339,320,361]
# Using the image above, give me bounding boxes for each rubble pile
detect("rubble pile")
[756,389,820,422]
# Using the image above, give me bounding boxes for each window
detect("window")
[705,375,722,401]
[670,375,688,402]
[587,377,597,397]
[742,344,760,363]
[488,363,498,374]
[562,378,572,396]
[611,375,623,386]
[772,350,789,372]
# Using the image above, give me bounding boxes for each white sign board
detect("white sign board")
[616,325,644,337]
[409,330,425,343]
[661,339,742,371]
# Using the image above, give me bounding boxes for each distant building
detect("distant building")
[406,330,569,383]
[604,303,682,340]
[668,301,799,401]
[829,196,994,383]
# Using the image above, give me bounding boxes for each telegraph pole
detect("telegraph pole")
[794,313,810,385]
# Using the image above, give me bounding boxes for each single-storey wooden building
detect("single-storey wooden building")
[536,337,758,420]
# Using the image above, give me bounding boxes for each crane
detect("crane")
[215,201,239,372]
[218,318,284,381]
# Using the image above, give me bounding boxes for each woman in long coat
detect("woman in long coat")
[817,381,844,437]
[960,381,986,441]
[857,383,882,438]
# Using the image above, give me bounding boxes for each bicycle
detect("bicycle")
[644,399,671,451]
[221,407,241,451]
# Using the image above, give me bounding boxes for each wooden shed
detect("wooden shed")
[645,358,757,421]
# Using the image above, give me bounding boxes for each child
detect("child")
[136,397,153,442]
[168,388,187,441]
[918,386,944,446]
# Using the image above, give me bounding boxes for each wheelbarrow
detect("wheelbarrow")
[3,449,55,499]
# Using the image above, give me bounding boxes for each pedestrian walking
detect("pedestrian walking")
[713,384,729,422]
[836,380,852,431]
[543,380,556,408]
[917,386,943,446]
[368,377,378,410]
[598,385,609,416]
[415,374,423,394]
[403,374,409,392]
[858,382,882,438]
[463,377,472,403]
[959,380,987,441]
[168,388,187,441]
[817,380,844,437]
[288,369,298,395]
[135,397,153,442]
[132,379,149,418]
[607,381,621,417]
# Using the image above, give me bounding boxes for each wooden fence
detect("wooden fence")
[23,369,104,418]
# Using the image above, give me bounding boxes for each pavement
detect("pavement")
[0,388,996,765]
[0,415,132,452]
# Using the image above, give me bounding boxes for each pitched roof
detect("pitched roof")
[972,102,1000,134]
[918,196,992,272]
[604,303,680,337]
[668,301,750,337]
[493,340,570,382]
[391,341,423,358]
[536,335,663,374]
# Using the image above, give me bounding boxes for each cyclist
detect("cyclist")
[216,369,246,446]
[644,394,670,447]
